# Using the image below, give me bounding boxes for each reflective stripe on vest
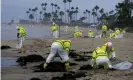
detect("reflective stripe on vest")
[55,40,71,51]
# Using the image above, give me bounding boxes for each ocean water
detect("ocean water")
[1,57,18,68]
[1,24,52,40]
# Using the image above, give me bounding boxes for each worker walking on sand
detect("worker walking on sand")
[64,25,68,32]
[101,24,107,38]
[91,42,116,69]
[51,22,59,38]
[88,30,94,38]
[43,40,71,70]
[16,25,27,49]
[74,25,79,32]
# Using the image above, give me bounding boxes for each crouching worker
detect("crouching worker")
[91,42,116,70]
[43,40,71,70]
[88,30,94,38]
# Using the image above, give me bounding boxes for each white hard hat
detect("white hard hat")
[89,30,91,31]
[53,22,55,25]
[16,26,19,29]
[68,40,71,42]
[107,42,112,48]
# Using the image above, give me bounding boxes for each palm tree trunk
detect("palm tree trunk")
[69,2,70,23]
[93,15,95,23]
[64,3,66,22]
[36,11,37,23]
[88,13,90,24]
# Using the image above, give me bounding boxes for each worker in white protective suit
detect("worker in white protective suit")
[51,22,59,38]
[16,25,26,49]
[91,42,116,70]
[43,40,71,70]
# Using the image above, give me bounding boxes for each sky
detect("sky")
[1,0,123,23]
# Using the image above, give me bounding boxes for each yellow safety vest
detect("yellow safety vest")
[51,25,58,31]
[55,40,71,52]
[92,43,115,59]
[102,25,107,31]
[88,32,94,37]
[109,32,116,38]
[18,26,26,37]
[115,30,120,35]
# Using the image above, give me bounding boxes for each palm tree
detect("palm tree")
[34,7,38,22]
[47,13,51,21]
[86,10,91,24]
[32,9,36,21]
[66,9,70,23]
[44,3,47,12]
[99,8,104,16]
[75,7,79,21]
[71,7,74,21]
[51,3,54,12]
[59,11,64,22]
[83,11,86,23]
[92,11,96,23]
[109,10,114,15]
[54,4,58,12]
[39,11,42,21]
[26,11,30,20]
[63,0,67,22]
[29,14,34,24]
[94,5,99,23]
[41,3,45,13]
[67,0,72,11]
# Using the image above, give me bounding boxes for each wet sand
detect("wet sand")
[1,27,133,80]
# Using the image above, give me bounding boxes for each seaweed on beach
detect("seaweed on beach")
[1,45,11,49]
[51,72,86,80]
[33,62,77,72]
[16,54,45,63]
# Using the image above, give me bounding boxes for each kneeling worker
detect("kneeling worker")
[43,40,71,69]
[91,42,116,70]
[88,30,94,38]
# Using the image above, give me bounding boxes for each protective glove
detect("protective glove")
[112,57,116,61]
[43,63,47,69]
[65,63,71,69]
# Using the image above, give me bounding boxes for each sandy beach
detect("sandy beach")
[1,26,133,80]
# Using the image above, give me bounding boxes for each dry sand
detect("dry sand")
[1,27,133,80]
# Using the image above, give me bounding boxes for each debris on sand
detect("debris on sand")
[1,45,11,49]
[51,72,86,80]
[16,54,45,63]
[30,78,41,80]
[16,54,45,66]
[79,65,93,70]
[33,62,77,72]
[69,50,80,58]
[74,56,88,61]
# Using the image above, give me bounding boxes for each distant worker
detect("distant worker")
[115,28,120,35]
[109,30,116,38]
[51,22,59,38]
[16,25,27,49]
[101,24,107,38]
[74,25,79,32]
[64,25,68,32]
[43,40,71,70]
[74,31,82,38]
[88,30,94,38]
[91,42,116,70]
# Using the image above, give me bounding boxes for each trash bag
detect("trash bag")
[112,61,132,70]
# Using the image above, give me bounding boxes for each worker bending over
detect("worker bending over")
[43,40,71,70]
[91,42,116,70]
